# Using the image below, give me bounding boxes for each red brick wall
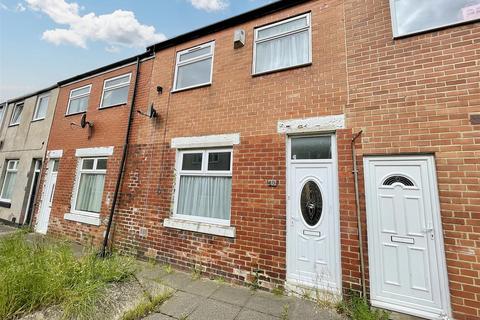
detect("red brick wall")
[113,0,349,289]
[344,0,480,318]
[33,59,154,244]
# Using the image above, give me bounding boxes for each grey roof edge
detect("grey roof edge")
[6,84,59,104]
[147,0,311,52]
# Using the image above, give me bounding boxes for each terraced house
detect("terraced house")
[0,86,58,226]
[32,52,154,241]
[27,0,479,319]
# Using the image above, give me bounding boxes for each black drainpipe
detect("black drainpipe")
[100,55,142,257]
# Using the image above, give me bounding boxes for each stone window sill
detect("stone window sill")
[64,213,101,226]
[163,218,235,238]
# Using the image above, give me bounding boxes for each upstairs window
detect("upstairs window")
[253,13,312,75]
[100,74,131,108]
[390,0,480,37]
[174,149,233,225]
[33,94,50,121]
[0,160,19,202]
[73,158,107,214]
[173,41,215,91]
[10,103,23,126]
[67,85,91,115]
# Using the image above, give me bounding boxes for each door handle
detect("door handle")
[422,227,433,233]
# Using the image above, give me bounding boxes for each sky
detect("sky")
[0,0,272,102]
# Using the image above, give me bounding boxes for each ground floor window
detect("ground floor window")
[73,158,107,214]
[0,160,19,202]
[174,149,232,225]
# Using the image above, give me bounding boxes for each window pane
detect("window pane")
[255,30,309,74]
[175,58,212,90]
[392,0,480,37]
[101,86,129,107]
[96,159,107,170]
[71,87,90,98]
[105,75,130,88]
[208,152,231,171]
[291,136,332,160]
[258,16,308,40]
[179,46,211,62]
[52,160,59,172]
[34,96,49,119]
[68,96,89,114]
[11,104,23,124]
[82,159,94,170]
[177,176,232,220]
[1,172,16,200]
[7,161,16,170]
[75,173,105,213]
[182,153,202,171]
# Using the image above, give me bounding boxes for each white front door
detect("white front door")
[36,160,59,235]
[364,156,451,320]
[287,135,341,293]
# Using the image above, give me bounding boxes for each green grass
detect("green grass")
[0,232,135,320]
[121,291,173,320]
[337,295,390,320]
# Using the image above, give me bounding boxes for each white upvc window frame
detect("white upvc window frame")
[389,0,480,38]
[0,104,5,125]
[252,12,312,75]
[32,93,50,121]
[172,41,215,92]
[99,73,132,109]
[71,157,107,217]
[173,148,233,226]
[9,102,24,126]
[66,84,92,115]
[0,160,19,202]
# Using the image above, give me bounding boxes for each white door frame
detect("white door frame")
[364,155,451,319]
[36,159,57,235]
[285,133,342,294]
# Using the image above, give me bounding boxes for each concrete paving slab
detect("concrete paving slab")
[157,291,204,318]
[0,223,16,236]
[183,279,220,298]
[210,284,254,307]
[188,299,241,320]
[143,313,173,320]
[236,309,280,320]
[161,272,194,290]
[136,262,171,281]
[289,299,342,320]
[245,291,295,317]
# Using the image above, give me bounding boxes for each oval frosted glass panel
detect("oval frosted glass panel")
[391,0,480,37]
[175,58,212,90]
[300,181,323,226]
[291,136,331,160]
[182,153,203,171]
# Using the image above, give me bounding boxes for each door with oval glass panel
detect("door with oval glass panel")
[286,134,341,293]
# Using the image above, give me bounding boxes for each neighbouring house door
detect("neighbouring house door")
[36,159,59,235]
[24,159,42,225]
[286,135,341,294]
[364,156,451,320]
